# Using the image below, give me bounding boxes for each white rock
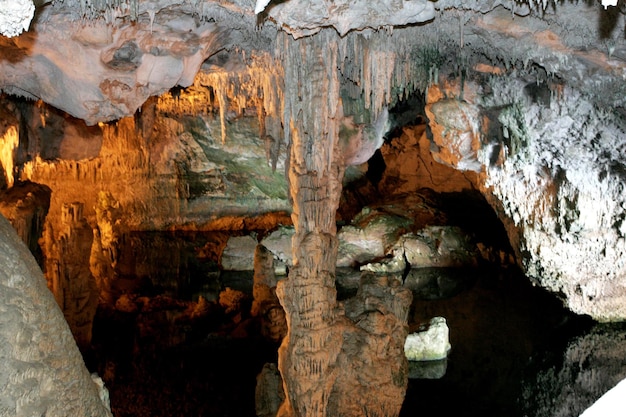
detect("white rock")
[404,317,451,361]
[91,373,111,412]
[0,0,34,38]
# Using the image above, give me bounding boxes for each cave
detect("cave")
[2,1,626,416]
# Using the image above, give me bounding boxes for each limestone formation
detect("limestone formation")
[264,0,435,38]
[0,3,226,124]
[255,363,286,417]
[0,213,112,417]
[404,317,451,362]
[337,207,413,268]
[251,244,286,343]
[0,181,50,260]
[2,0,626,415]
[0,0,34,38]
[90,191,124,304]
[43,202,99,351]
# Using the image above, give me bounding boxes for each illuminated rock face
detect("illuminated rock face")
[426,79,626,322]
[275,32,412,417]
[0,3,224,125]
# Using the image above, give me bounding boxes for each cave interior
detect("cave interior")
[2,0,626,416]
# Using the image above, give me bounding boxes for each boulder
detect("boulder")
[401,226,478,268]
[337,207,412,267]
[404,316,451,362]
[360,225,479,273]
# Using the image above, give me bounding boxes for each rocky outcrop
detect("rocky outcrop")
[0,213,112,417]
[581,378,626,417]
[275,31,414,417]
[425,78,626,321]
[17,97,290,232]
[251,244,286,344]
[0,181,50,261]
[261,0,435,38]
[0,3,225,124]
[0,0,34,37]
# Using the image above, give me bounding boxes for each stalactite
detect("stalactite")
[157,51,284,153]
[0,125,18,188]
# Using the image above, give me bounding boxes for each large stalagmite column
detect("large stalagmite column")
[276,31,345,417]
[275,29,413,417]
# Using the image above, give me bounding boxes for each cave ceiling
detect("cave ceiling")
[0,0,624,124]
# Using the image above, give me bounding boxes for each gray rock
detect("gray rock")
[260,226,294,270]
[0,213,112,417]
[401,226,478,268]
[221,235,258,271]
[337,207,412,268]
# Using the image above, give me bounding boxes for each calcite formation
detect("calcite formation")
[2,0,626,416]
[0,213,111,417]
[43,202,99,351]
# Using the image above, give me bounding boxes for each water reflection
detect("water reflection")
[93,232,626,417]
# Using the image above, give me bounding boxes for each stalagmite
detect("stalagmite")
[275,29,412,417]
[276,29,345,417]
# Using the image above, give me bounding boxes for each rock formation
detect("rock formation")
[0,212,111,417]
[1,0,626,415]
[43,202,99,351]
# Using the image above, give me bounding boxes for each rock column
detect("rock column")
[275,30,413,417]
[276,30,345,417]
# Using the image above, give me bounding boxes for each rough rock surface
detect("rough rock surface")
[404,316,451,361]
[426,78,626,321]
[0,181,50,259]
[0,213,111,417]
[0,4,225,124]
[221,235,258,271]
[42,202,99,350]
[580,378,626,417]
[3,1,626,415]
[0,0,34,37]
[264,0,435,38]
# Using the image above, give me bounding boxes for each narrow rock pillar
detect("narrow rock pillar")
[276,31,345,417]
